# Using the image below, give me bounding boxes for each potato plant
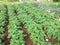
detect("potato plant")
[0,4,6,27]
[7,5,25,45]
[0,4,6,45]
[0,3,60,45]
[0,27,4,45]
[15,3,60,45]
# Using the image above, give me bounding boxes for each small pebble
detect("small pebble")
[45,38,49,41]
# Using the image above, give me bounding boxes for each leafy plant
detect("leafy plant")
[0,27,4,45]
[0,4,6,45]
[0,3,60,45]
[15,3,60,45]
[0,4,6,27]
[7,5,25,45]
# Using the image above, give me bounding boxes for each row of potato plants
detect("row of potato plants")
[15,3,49,45]
[0,4,6,45]
[7,5,25,45]
[14,3,60,45]
[0,3,60,45]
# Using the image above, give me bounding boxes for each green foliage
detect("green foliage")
[0,4,6,45]
[48,3,60,8]
[0,4,6,27]
[0,3,60,45]
[0,27,4,45]
[15,3,60,45]
[7,5,25,45]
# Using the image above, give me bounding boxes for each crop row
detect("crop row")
[7,5,25,45]
[15,3,60,45]
[0,4,6,45]
[0,3,60,45]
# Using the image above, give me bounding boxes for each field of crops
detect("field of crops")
[0,2,60,45]
[46,2,60,9]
